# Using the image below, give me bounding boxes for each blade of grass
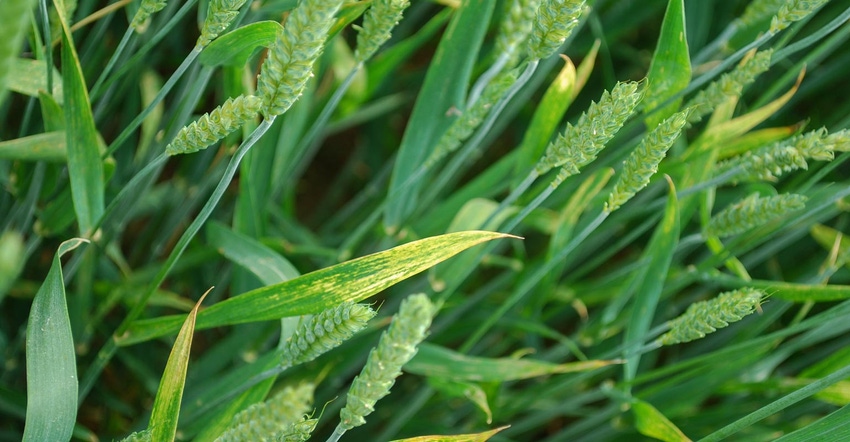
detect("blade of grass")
[147,289,210,442]
[23,238,87,441]
[55,0,104,236]
[643,0,691,130]
[383,0,496,234]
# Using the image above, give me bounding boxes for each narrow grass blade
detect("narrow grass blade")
[405,343,621,382]
[0,131,66,161]
[512,55,577,187]
[148,290,210,442]
[704,271,850,302]
[23,238,87,441]
[55,0,104,235]
[644,0,690,130]
[206,221,300,285]
[623,177,679,383]
[773,403,850,442]
[198,21,282,68]
[390,426,510,442]
[119,231,515,344]
[632,399,692,442]
[383,0,496,234]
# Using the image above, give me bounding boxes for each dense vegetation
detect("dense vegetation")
[2,0,850,440]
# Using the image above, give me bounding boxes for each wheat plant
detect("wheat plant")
[2,0,850,441]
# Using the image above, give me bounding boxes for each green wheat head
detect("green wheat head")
[215,383,315,442]
[527,0,585,61]
[130,0,168,32]
[197,0,249,48]
[496,0,543,60]
[275,417,318,442]
[605,108,690,213]
[165,94,262,156]
[739,0,787,27]
[706,192,808,238]
[0,0,37,102]
[256,0,343,118]
[684,50,773,124]
[536,80,645,179]
[658,288,767,345]
[424,69,519,169]
[338,293,435,430]
[717,128,837,182]
[825,129,850,151]
[354,0,411,63]
[770,0,830,34]
[280,302,376,368]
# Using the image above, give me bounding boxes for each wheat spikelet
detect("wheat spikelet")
[354,0,411,63]
[770,0,829,34]
[536,80,645,178]
[684,50,772,124]
[658,288,766,345]
[274,417,318,442]
[119,430,152,442]
[280,302,376,368]
[717,128,835,182]
[495,0,542,60]
[424,69,519,169]
[527,0,585,61]
[215,383,314,442]
[739,0,787,27]
[130,0,168,32]
[165,95,262,155]
[338,294,435,430]
[606,109,690,212]
[256,0,343,118]
[706,192,808,238]
[197,0,249,48]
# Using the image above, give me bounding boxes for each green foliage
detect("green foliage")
[3,1,850,441]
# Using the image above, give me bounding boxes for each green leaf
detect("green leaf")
[383,0,496,234]
[23,238,87,442]
[623,177,679,383]
[405,343,621,382]
[55,0,104,235]
[390,426,510,442]
[0,131,66,161]
[644,0,690,130]
[429,199,516,291]
[427,377,493,424]
[199,21,282,67]
[148,290,208,441]
[707,272,850,302]
[6,58,63,103]
[118,231,513,345]
[512,55,577,187]
[632,399,692,442]
[773,403,850,442]
[206,221,300,285]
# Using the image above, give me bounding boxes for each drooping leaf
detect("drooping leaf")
[118,231,514,344]
[405,343,621,382]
